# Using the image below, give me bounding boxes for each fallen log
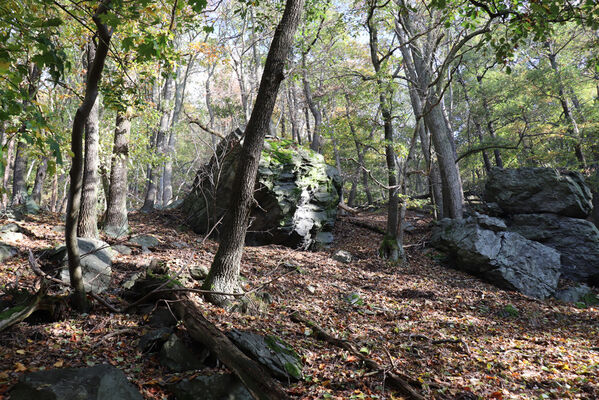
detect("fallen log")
[290,311,425,400]
[174,295,290,400]
[0,282,46,333]
[338,202,360,214]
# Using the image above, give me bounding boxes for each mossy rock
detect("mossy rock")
[182,135,341,249]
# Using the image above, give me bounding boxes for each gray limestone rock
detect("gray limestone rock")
[181,135,341,250]
[168,374,252,400]
[226,329,303,381]
[431,217,561,299]
[112,245,132,255]
[0,243,17,263]
[485,167,593,218]
[189,265,209,280]
[57,238,115,294]
[332,250,352,263]
[509,213,599,284]
[555,284,593,303]
[9,364,143,400]
[129,234,160,248]
[159,334,205,372]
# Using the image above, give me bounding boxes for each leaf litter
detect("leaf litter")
[0,209,597,399]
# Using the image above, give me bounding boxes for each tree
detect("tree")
[202,0,306,305]
[65,0,113,312]
[78,39,101,238]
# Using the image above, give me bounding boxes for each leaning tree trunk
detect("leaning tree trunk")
[2,137,14,208]
[65,1,112,312]
[202,0,305,305]
[103,112,130,238]
[423,103,463,219]
[78,40,101,239]
[32,157,48,205]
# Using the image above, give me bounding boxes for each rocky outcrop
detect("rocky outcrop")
[509,213,599,285]
[181,134,341,249]
[485,167,592,218]
[168,374,252,400]
[9,364,143,400]
[431,214,561,299]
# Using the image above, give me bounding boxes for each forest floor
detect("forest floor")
[0,208,598,400]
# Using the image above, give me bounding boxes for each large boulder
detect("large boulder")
[181,134,341,249]
[55,238,115,293]
[485,167,592,218]
[431,215,561,299]
[509,213,599,285]
[9,364,143,400]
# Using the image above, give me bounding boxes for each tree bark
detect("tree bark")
[367,6,403,260]
[78,39,101,238]
[2,137,14,208]
[302,55,322,152]
[202,0,305,305]
[32,157,48,205]
[11,64,41,206]
[103,112,130,238]
[142,76,174,211]
[65,1,112,312]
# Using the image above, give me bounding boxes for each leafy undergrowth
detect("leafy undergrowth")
[0,209,598,399]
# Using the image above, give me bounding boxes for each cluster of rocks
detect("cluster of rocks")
[432,168,599,301]
[181,134,342,250]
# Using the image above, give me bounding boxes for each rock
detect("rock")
[555,284,593,303]
[189,265,209,280]
[138,327,173,353]
[431,217,561,299]
[0,223,20,233]
[0,243,17,263]
[24,197,40,215]
[508,213,599,284]
[485,167,592,218]
[141,246,151,254]
[171,241,188,249]
[112,245,132,255]
[57,238,115,294]
[181,135,341,250]
[0,231,25,242]
[226,329,303,381]
[168,373,252,400]
[122,272,143,290]
[9,364,143,400]
[129,234,160,248]
[52,226,65,233]
[332,250,352,263]
[148,307,178,328]
[159,334,205,372]
[402,221,416,233]
[104,224,129,240]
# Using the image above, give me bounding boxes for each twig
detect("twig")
[290,311,426,400]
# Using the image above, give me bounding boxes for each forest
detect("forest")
[1,0,599,399]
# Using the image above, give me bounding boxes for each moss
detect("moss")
[0,305,26,320]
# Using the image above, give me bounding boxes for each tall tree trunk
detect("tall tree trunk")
[367,7,403,260]
[11,141,28,206]
[547,46,586,168]
[32,157,48,205]
[104,112,130,238]
[202,0,305,305]
[142,76,174,211]
[11,64,41,206]
[2,137,14,208]
[50,172,58,212]
[65,1,112,312]
[78,39,101,239]
[302,55,322,152]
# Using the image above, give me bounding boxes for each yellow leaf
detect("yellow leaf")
[16,349,25,355]
[14,362,27,372]
[53,360,64,368]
